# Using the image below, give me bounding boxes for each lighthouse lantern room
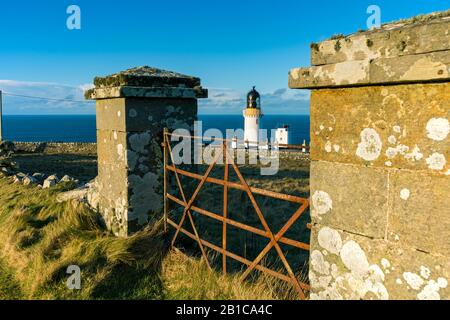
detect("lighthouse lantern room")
[243,86,262,148]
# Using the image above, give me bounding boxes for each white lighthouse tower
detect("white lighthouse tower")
[243,86,262,148]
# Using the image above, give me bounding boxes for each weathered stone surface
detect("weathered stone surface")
[86,86,207,100]
[85,66,207,100]
[297,10,450,300]
[43,175,58,189]
[56,187,88,203]
[88,66,205,236]
[22,175,37,186]
[96,98,197,132]
[310,161,388,239]
[93,66,201,89]
[97,129,128,168]
[310,83,450,173]
[388,170,450,256]
[14,142,96,155]
[311,10,450,66]
[289,50,450,88]
[310,225,450,300]
[371,51,450,83]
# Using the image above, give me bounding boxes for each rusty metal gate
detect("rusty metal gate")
[162,129,311,299]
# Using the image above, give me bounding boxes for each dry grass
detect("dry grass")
[162,249,302,300]
[0,175,307,300]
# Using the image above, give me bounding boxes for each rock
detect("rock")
[43,176,58,189]
[56,187,89,203]
[22,175,38,186]
[86,178,100,210]
[60,175,73,183]
[32,173,45,183]
[16,172,27,178]
[1,167,13,176]
[12,175,22,184]
[47,174,59,182]
[0,141,15,156]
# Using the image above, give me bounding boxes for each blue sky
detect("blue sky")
[0,0,448,114]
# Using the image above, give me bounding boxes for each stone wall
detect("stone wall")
[14,142,97,154]
[289,10,450,300]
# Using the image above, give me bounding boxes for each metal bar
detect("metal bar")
[0,90,3,142]
[166,193,310,251]
[165,165,308,204]
[225,148,306,300]
[163,128,168,233]
[240,200,309,280]
[166,218,310,291]
[166,132,222,271]
[165,133,213,269]
[222,142,229,275]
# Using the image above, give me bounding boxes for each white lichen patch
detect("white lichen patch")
[404,145,423,162]
[381,258,391,270]
[385,161,392,167]
[403,272,424,290]
[312,191,333,216]
[325,141,332,153]
[129,108,138,118]
[340,241,370,276]
[128,172,162,225]
[311,250,330,275]
[117,144,124,161]
[426,153,446,170]
[129,132,151,154]
[400,188,410,201]
[386,144,409,159]
[393,126,401,133]
[313,230,389,300]
[356,128,382,161]
[420,266,431,280]
[333,144,340,152]
[318,227,342,255]
[426,118,450,141]
[388,135,397,145]
[417,277,448,300]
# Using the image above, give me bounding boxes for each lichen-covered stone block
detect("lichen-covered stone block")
[291,10,450,300]
[87,66,207,237]
[388,170,450,256]
[310,161,388,239]
[310,83,450,174]
[310,225,450,300]
[311,10,450,66]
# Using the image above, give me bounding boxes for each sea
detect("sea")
[2,115,310,145]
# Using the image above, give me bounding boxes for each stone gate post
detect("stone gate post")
[289,11,450,299]
[86,66,207,237]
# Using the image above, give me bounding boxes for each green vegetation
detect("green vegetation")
[0,176,301,300]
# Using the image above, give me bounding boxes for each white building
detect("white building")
[274,125,290,148]
[243,86,262,148]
